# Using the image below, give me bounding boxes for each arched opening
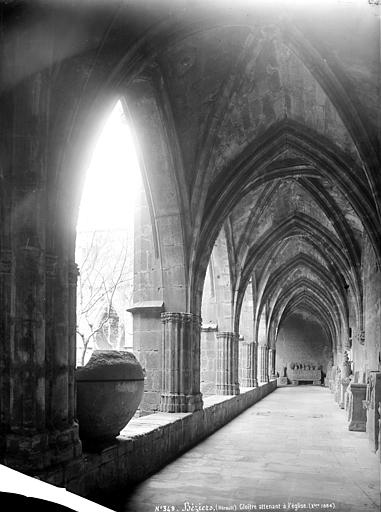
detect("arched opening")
[1,3,380,508]
[75,100,142,365]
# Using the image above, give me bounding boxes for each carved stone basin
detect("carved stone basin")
[75,350,144,445]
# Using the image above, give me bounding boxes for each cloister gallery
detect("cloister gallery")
[0,1,380,510]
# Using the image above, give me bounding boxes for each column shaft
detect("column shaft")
[269,348,276,379]
[216,332,239,395]
[258,345,269,383]
[159,312,203,413]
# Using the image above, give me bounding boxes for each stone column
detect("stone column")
[1,76,82,472]
[159,312,203,412]
[216,332,240,395]
[269,348,276,379]
[258,345,269,383]
[3,207,81,470]
[4,241,46,472]
[240,341,258,388]
[3,251,81,472]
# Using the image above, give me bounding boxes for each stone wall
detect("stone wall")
[130,182,163,415]
[276,313,331,377]
[200,326,218,395]
[362,234,381,373]
[130,306,162,415]
[37,382,276,505]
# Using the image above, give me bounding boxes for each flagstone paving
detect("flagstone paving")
[123,386,379,512]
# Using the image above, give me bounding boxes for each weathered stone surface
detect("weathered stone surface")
[364,371,381,452]
[347,382,367,432]
[76,351,144,443]
[76,350,144,381]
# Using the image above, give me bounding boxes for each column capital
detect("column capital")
[239,339,256,346]
[216,331,239,340]
[161,311,201,327]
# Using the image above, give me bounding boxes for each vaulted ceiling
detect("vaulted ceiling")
[1,0,379,347]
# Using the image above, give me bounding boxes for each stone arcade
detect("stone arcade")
[0,0,380,508]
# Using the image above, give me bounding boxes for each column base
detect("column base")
[216,384,240,395]
[2,422,82,473]
[159,393,203,413]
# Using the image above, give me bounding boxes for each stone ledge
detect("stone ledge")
[37,381,277,502]
[126,301,164,314]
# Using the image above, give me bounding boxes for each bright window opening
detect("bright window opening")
[75,101,141,366]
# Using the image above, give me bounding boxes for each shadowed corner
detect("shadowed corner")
[0,491,76,511]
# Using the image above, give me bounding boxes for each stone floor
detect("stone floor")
[123,386,379,512]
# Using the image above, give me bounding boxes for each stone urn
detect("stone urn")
[76,350,144,444]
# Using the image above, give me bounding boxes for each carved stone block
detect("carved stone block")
[277,377,288,386]
[347,383,367,431]
[364,371,381,452]
[288,369,321,383]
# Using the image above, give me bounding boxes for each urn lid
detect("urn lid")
[76,350,145,381]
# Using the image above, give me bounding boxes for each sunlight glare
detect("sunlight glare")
[77,101,141,232]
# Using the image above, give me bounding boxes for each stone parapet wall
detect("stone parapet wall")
[36,381,276,503]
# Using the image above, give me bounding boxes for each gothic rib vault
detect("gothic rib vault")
[0,0,380,500]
